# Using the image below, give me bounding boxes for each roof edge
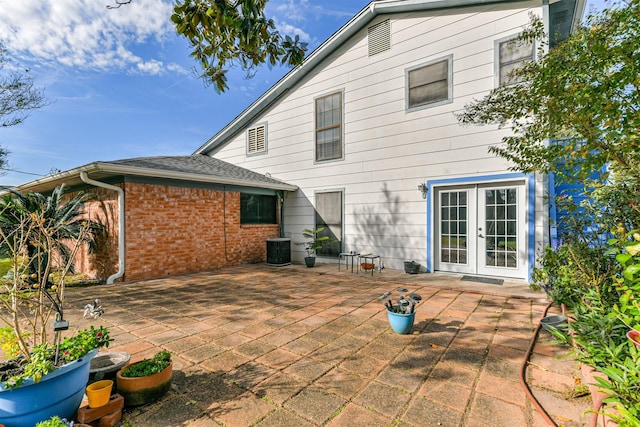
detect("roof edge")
[16,161,298,193]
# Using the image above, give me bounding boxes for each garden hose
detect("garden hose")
[520,300,558,426]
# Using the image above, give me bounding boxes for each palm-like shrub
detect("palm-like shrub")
[0,185,104,371]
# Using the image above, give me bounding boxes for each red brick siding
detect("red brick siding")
[123,183,279,281]
[73,187,120,280]
[71,183,279,282]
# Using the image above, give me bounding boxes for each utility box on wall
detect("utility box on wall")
[266,238,291,266]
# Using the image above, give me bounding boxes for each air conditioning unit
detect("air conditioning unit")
[266,238,291,266]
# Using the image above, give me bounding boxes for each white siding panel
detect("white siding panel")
[211,1,545,271]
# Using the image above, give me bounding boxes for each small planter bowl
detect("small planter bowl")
[361,263,375,271]
[540,315,568,332]
[627,329,640,348]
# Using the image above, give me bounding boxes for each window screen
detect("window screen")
[240,194,277,224]
[498,38,534,86]
[315,191,342,257]
[315,92,342,161]
[408,58,450,109]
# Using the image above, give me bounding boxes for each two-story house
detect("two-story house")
[193,0,586,281]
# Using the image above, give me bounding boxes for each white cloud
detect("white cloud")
[275,21,311,42]
[0,0,176,75]
[270,0,356,22]
[273,0,311,22]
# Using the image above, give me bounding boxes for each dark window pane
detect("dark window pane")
[241,194,277,224]
[316,191,342,257]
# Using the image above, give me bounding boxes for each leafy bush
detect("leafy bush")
[121,350,171,378]
[35,416,71,427]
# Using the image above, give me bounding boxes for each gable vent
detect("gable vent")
[368,19,390,56]
[247,125,266,153]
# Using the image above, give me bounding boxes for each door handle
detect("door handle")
[478,233,485,238]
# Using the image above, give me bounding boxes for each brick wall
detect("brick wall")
[123,183,280,281]
[74,186,120,280]
[73,182,280,282]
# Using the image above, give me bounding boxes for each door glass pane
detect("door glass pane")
[440,190,468,265]
[484,187,518,269]
[316,191,342,257]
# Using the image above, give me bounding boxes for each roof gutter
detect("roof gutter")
[80,171,125,285]
[18,162,297,193]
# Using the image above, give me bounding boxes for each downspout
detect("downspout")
[80,171,125,284]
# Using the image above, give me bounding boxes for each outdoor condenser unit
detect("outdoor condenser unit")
[266,238,291,266]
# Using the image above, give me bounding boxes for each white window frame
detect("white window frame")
[314,90,345,163]
[405,54,453,112]
[494,34,535,87]
[246,122,267,156]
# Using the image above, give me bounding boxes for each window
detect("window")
[368,19,390,56]
[496,36,534,86]
[315,92,343,161]
[406,55,452,110]
[240,194,277,224]
[315,191,342,257]
[247,124,266,154]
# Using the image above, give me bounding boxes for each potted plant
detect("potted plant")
[116,350,172,406]
[0,186,110,427]
[379,289,422,334]
[295,227,332,267]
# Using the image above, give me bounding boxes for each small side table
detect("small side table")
[339,252,360,273]
[358,254,381,276]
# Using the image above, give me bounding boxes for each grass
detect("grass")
[0,258,11,278]
[0,258,103,287]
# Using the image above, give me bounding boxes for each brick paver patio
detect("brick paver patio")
[64,263,591,426]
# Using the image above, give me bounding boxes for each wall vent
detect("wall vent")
[368,19,391,56]
[247,124,266,153]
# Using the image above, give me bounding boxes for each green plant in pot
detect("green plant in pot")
[295,227,332,268]
[116,350,172,406]
[0,186,110,427]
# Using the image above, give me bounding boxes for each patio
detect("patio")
[65,263,591,426]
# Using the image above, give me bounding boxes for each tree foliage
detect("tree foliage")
[457,0,640,183]
[171,0,308,93]
[0,42,47,170]
[0,43,47,129]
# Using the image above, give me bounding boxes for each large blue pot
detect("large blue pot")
[387,308,416,334]
[0,348,98,427]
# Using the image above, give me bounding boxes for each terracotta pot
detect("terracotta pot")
[361,262,375,270]
[85,379,113,408]
[116,361,172,407]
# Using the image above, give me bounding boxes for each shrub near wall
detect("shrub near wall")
[124,183,279,281]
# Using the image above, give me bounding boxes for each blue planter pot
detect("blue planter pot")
[0,348,98,427]
[387,308,416,334]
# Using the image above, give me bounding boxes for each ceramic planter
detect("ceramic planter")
[540,315,569,332]
[0,348,98,427]
[89,351,131,383]
[387,308,416,334]
[116,361,172,407]
[304,257,316,268]
[85,379,113,408]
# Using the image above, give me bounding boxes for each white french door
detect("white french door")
[435,181,527,279]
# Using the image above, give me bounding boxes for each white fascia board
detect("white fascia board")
[16,162,297,193]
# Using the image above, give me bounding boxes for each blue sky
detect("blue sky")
[0,0,606,188]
